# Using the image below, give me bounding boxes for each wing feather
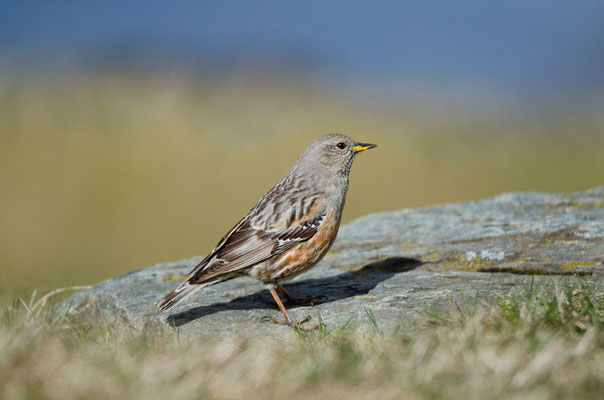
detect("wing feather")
[158,187,326,312]
[188,205,326,283]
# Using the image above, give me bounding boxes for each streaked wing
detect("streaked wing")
[273,212,326,253]
[188,197,326,283]
[187,214,250,277]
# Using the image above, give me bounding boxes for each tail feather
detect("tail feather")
[157,280,209,312]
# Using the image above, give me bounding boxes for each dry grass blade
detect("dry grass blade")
[0,279,602,399]
[31,286,92,313]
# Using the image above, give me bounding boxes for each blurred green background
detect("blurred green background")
[1,1,603,299]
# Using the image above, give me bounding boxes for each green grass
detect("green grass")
[1,280,602,399]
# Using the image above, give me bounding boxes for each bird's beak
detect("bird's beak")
[353,142,377,153]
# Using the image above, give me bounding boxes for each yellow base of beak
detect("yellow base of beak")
[353,143,377,152]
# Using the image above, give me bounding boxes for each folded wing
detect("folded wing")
[189,206,326,283]
[157,197,326,312]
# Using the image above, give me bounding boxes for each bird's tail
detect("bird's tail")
[157,279,210,312]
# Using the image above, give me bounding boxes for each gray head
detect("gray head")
[294,133,376,178]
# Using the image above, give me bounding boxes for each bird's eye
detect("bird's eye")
[336,142,346,149]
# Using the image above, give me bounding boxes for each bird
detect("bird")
[157,133,376,329]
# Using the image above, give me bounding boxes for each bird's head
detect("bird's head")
[296,133,377,177]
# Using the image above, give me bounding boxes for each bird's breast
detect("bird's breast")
[251,211,341,284]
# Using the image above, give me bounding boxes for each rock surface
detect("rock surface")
[62,187,604,338]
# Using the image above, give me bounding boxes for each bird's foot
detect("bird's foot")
[276,285,328,306]
[260,314,317,332]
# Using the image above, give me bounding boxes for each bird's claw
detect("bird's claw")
[260,314,316,331]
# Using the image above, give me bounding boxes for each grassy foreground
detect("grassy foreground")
[1,279,602,399]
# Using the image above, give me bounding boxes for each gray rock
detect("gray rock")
[62,187,604,338]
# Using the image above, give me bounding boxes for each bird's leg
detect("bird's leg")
[277,284,328,306]
[262,288,316,331]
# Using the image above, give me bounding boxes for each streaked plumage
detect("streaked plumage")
[158,133,376,328]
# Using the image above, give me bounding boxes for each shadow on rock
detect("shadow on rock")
[166,256,422,327]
